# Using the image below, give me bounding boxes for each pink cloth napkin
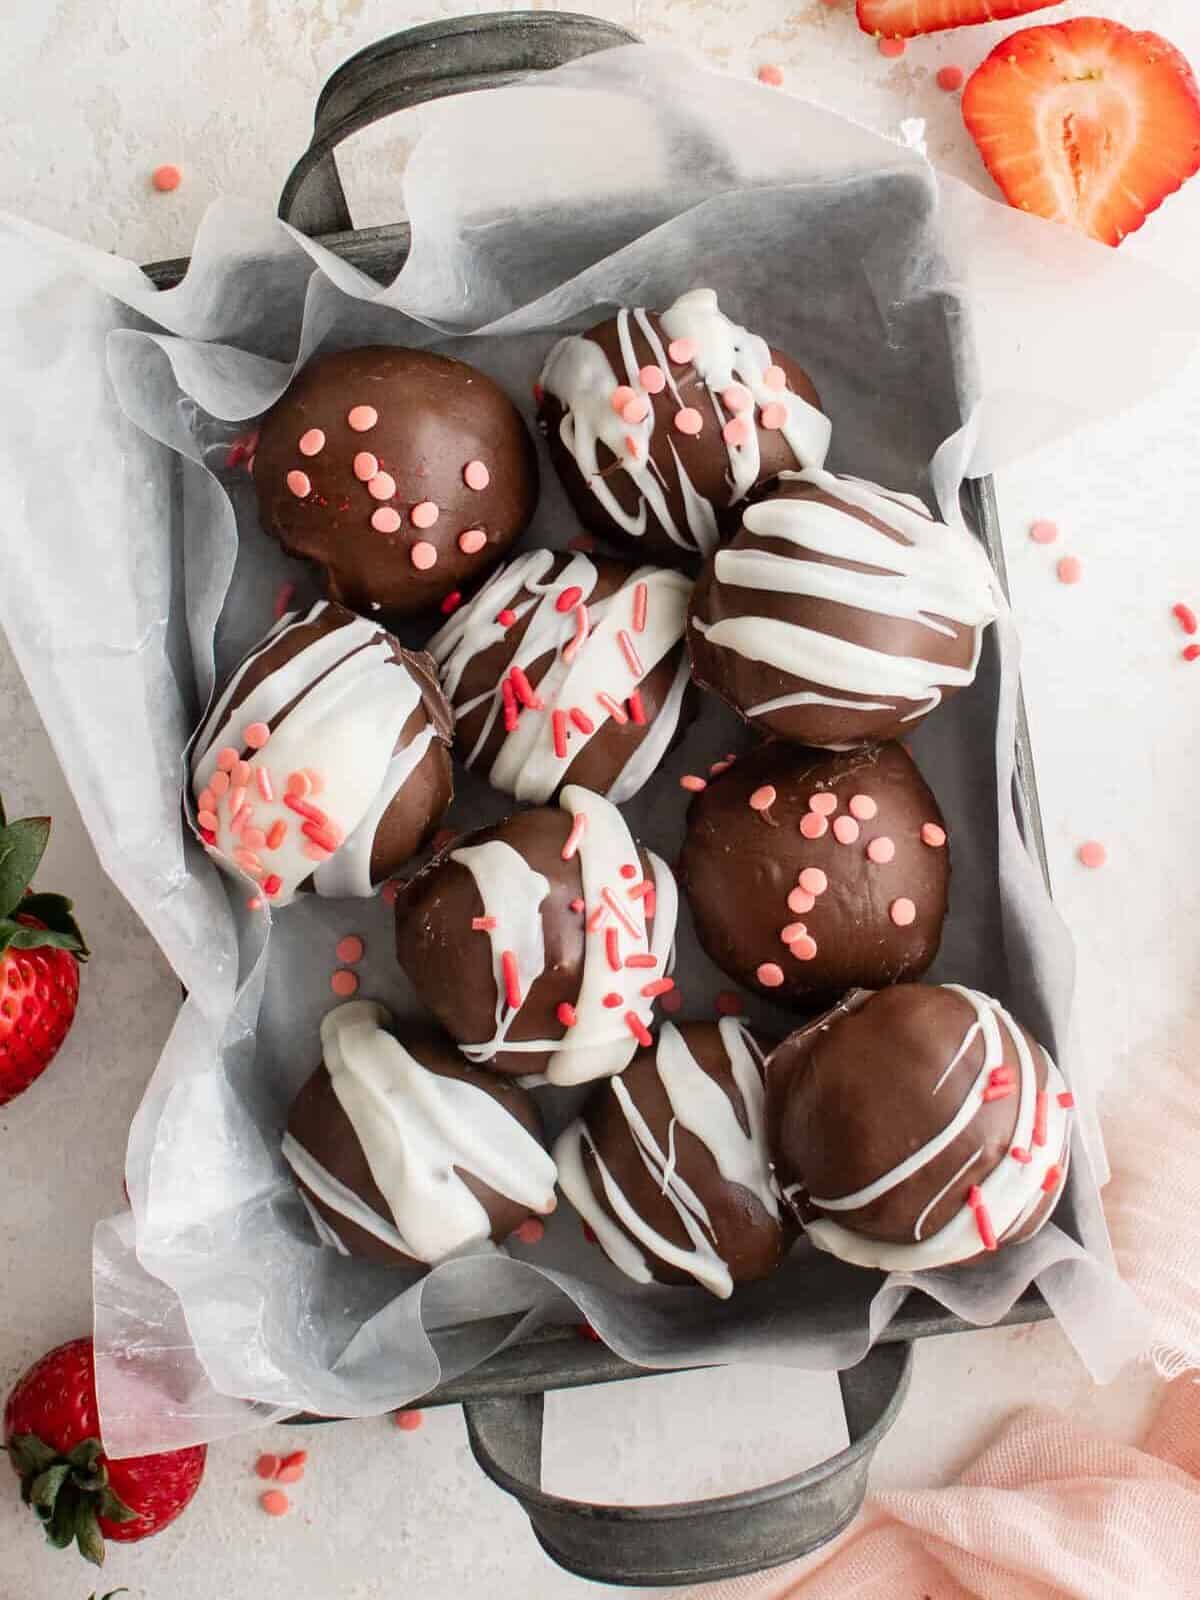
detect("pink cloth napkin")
[692,1020,1200,1599]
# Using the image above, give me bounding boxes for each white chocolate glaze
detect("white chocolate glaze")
[553,1018,776,1298]
[804,986,1072,1271]
[283,1001,557,1265]
[540,288,830,555]
[692,469,999,725]
[429,551,691,805]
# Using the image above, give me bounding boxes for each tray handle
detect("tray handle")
[462,1340,913,1588]
[278,11,639,238]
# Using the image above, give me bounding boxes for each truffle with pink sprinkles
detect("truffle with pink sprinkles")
[189,600,452,908]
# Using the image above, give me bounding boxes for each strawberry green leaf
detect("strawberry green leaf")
[0,818,51,918]
[19,894,89,957]
[74,1502,106,1568]
[45,1482,80,1550]
[95,1487,137,1525]
[6,1433,59,1484]
[31,1463,72,1516]
[0,924,85,957]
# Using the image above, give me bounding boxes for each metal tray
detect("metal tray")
[143,14,1054,1587]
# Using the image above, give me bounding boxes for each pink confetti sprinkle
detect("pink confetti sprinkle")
[210,770,230,796]
[621,395,650,424]
[787,887,816,915]
[597,691,627,725]
[1057,555,1083,585]
[611,384,637,414]
[809,792,838,816]
[440,590,463,615]
[463,459,490,491]
[641,978,674,998]
[368,472,396,501]
[331,970,359,997]
[618,629,644,678]
[394,1410,424,1432]
[867,836,896,864]
[1077,840,1107,869]
[561,811,588,862]
[799,812,828,840]
[266,820,287,850]
[336,935,365,964]
[260,1490,290,1518]
[458,528,487,555]
[790,934,819,962]
[833,815,860,845]
[353,451,379,481]
[569,899,586,914]
[720,384,751,414]
[890,897,917,927]
[557,1001,578,1028]
[262,873,283,897]
[674,407,703,436]
[496,608,518,628]
[763,365,787,391]
[1029,518,1059,544]
[919,823,945,850]
[411,500,439,528]
[625,434,640,459]
[298,428,325,457]
[242,827,267,851]
[197,788,216,812]
[472,916,498,932]
[936,65,964,92]
[757,63,784,87]
[197,808,218,831]
[243,721,270,750]
[1173,602,1198,634]
[232,759,252,788]
[680,774,707,792]
[848,794,877,821]
[152,164,183,192]
[632,581,648,634]
[570,707,595,735]
[272,582,296,621]
[756,962,785,987]
[780,921,807,943]
[723,417,751,447]
[798,867,828,896]
[1184,645,1200,662]
[347,405,378,432]
[286,770,311,798]
[233,847,264,876]
[715,990,744,1017]
[667,337,696,365]
[878,35,906,57]
[638,364,666,394]
[760,402,788,431]
[749,785,777,812]
[627,689,646,725]
[286,469,311,498]
[411,541,438,570]
[514,1218,545,1245]
[256,767,274,802]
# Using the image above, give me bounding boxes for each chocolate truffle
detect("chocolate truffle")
[428,548,692,804]
[767,984,1074,1271]
[393,786,678,1084]
[284,1001,557,1267]
[538,288,830,567]
[678,741,948,1008]
[688,468,999,747]
[190,599,452,907]
[253,346,538,619]
[554,1019,787,1298]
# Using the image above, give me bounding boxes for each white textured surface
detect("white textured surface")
[1,1,1197,1595]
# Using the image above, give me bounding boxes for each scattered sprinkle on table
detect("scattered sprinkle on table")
[152,164,182,192]
[514,1218,545,1244]
[255,1453,281,1480]
[394,1410,424,1432]
[261,1490,290,1517]
[1077,840,1107,869]
[330,969,358,997]
[1056,555,1083,586]
[1184,644,1200,663]
[936,66,964,93]
[878,36,906,58]
[1029,519,1059,545]
[1172,602,1197,635]
[757,63,784,87]
[336,934,365,965]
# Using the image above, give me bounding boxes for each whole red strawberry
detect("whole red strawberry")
[4,1338,206,1566]
[0,795,88,1106]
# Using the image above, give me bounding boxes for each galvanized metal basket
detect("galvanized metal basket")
[145,15,1053,1586]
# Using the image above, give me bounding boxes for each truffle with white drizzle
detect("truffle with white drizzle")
[190,600,453,909]
[393,786,678,1084]
[284,1001,557,1267]
[538,289,830,567]
[554,1019,787,1298]
[428,548,692,804]
[767,985,1074,1271]
[688,468,1000,747]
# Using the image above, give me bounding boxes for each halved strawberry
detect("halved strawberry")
[857,0,1059,39]
[963,18,1200,246]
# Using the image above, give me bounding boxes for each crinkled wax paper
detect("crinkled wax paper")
[3,46,1195,1456]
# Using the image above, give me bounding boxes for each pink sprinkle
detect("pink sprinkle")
[232,760,252,788]
[972,1199,997,1252]
[561,811,588,861]
[1173,602,1198,635]
[601,888,641,939]
[809,792,838,816]
[558,1002,578,1028]
[570,707,594,735]
[625,1011,653,1047]
[798,867,828,896]
[620,863,638,879]
[625,435,640,459]
[618,629,644,677]
[256,768,274,802]
[514,1218,545,1245]
[497,608,518,628]
[1010,1146,1032,1165]
[410,541,439,570]
[848,794,877,821]
[641,978,674,998]
[217,746,239,771]
[472,916,498,932]
[353,451,379,481]
[411,501,439,529]
[890,897,917,927]
[627,690,646,726]
[243,721,270,750]
[790,934,819,962]
[233,848,264,876]
[660,988,683,1014]
[921,823,947,848]
[1058,1091,1076,1109]
[458,528,487,555]
[715,991,744,1017]
[638,365,666,394]
[303,841,332,863]
[602,991,621,1008]
[867,836,896,864]
[757,63,784,87]
[597,692,628,725]
[709,759,733,776]
[936,65,965,92]
[563,602,591,663]
[749,785,777,812]
[1077,840,1107,869]
[256,1450,282,1479]
[780,922,808,943]
[878,35,906,57]
[262,873,283,897]
[501,950,523,1010]
[569,899,586,914]
[266,820,287,850]
[197,808,218,831]
[463,459,490,491]
[1042,1163,1063,1194]
[210,771,230,797]
[1057,555,1083,585]
[394,1411,424,1432]
[347,405,378,432]
[553,708,569,760]
[667,337,696,365]
[260,1490,290,1517]
[272,582,296,621]
[799,812,828,840]
[680,775,707,792]
[1029,518,1059,545]
[1183,645,1200,662]
[621,395,650,424]
[1034,1091,1049,1148]
[833,815,860,845]
[371,507,402,534]
[756,962,785,988]
[787,887,816,915]
[441,591,463,615]
[605,927,621,971]
[286,771,311,798]
[275,1463,305,1486]
[286,470,311,498]
[722,384,753,413]
[336,935,365,964]
[723,417,751,447]
[228,786,248,820]
[242,827,267,851]
[624,954,657,969]
[632,581,648,634]
[760,402,788,431]
[510,665,543,710]
[197,788,216,813]
[674,407,703,436]
[367,472,396,501]
[982,1084,1014,1103]
[298,428,325,457]
[610,385,636,414]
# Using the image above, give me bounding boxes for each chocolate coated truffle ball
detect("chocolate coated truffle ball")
[688,468,998,747]
[555,1018,787,1298]
[393,786,678,1084]
[254,346,538,619]
[767,984,1074,1271]
[678,740,948,1008]
[428,547,692,804]
[284,1001,557,1268]
[190,599,452,907]
[538,288,830,568]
